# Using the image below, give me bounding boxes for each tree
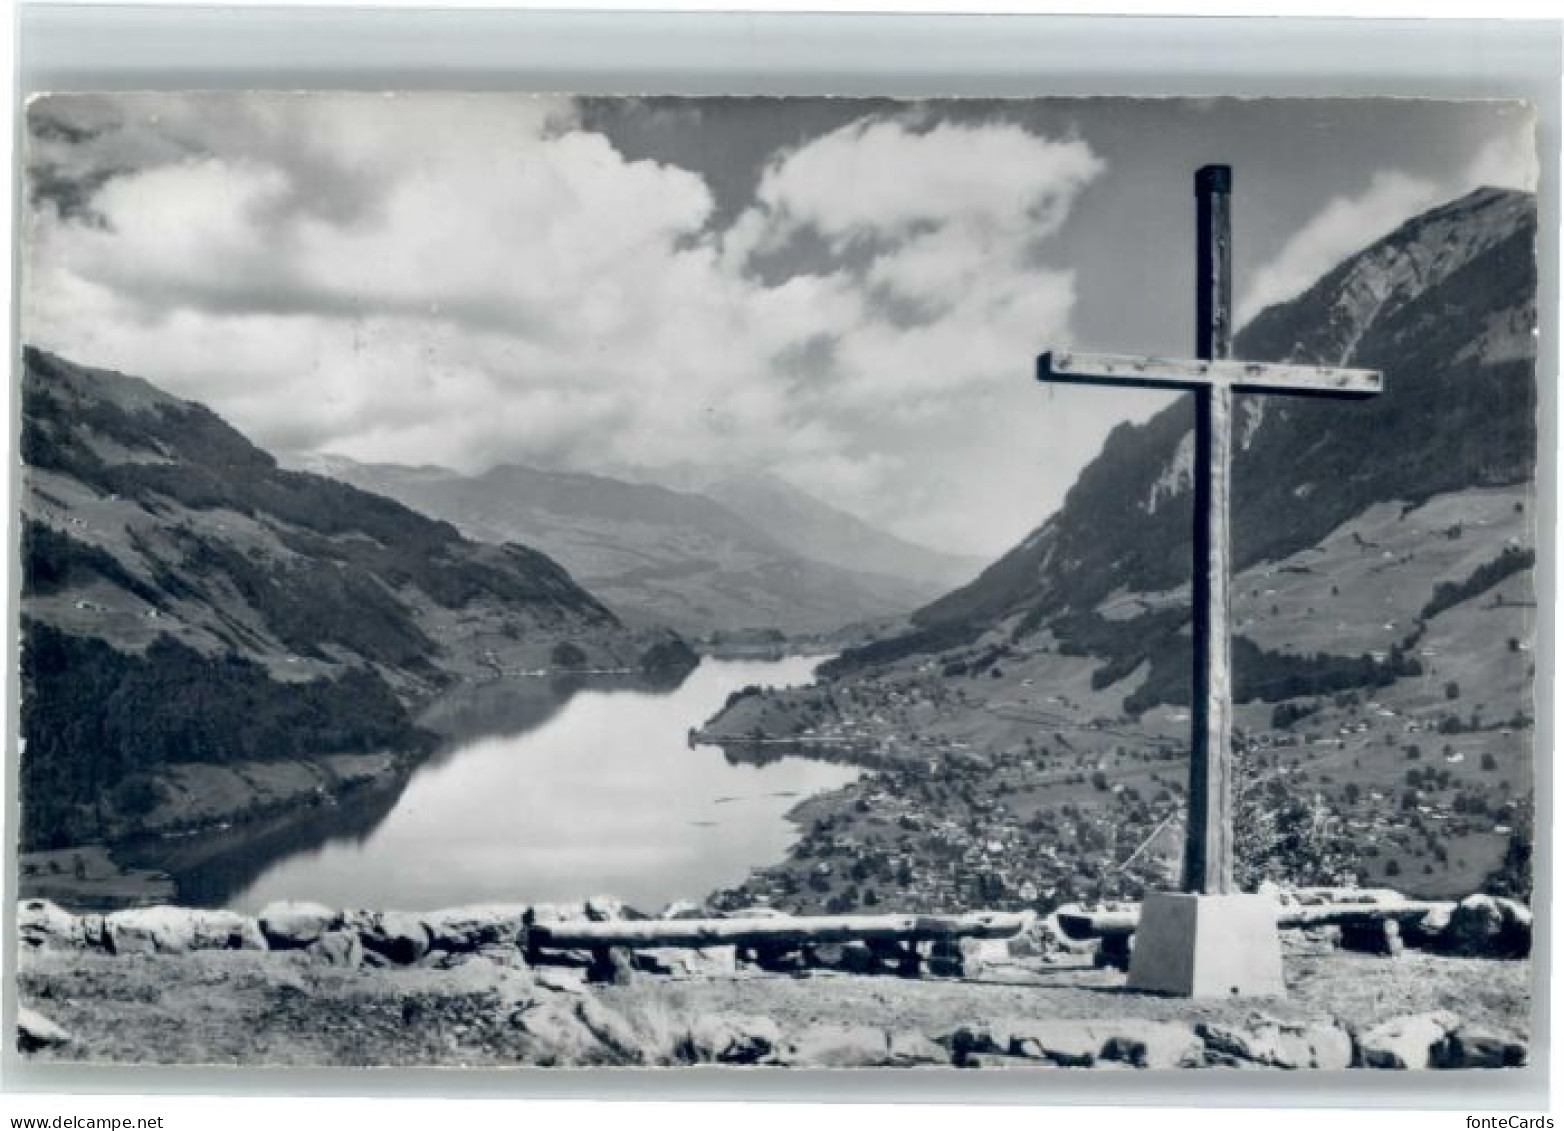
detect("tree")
[551,641,588,668]
[1487,803,1534,901]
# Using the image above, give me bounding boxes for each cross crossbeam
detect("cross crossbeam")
[1038,350,1383,397]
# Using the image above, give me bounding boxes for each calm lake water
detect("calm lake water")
[166,655,857,914]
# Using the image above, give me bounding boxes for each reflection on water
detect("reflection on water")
[164,656,858,914]
[127,779,409,908]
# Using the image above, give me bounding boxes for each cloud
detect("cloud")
[750,117,1102,252]
[24,96,1105,556]
[1232,170,1438,326]
[1236,170,1444,326]
[1462,129,1539,193]
[1238,110,1537,331]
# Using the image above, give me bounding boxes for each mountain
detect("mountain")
[838,185,1536,688]
[626,464,983,591]
[698,186,1537,904]
[289,456,947,637]
[17,348,695,849]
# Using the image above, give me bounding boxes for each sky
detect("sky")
[22,94,1537,558]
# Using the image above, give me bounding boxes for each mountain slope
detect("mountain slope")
[18,348,694,848]
[629,464,983,590]
[696,186,1537,906]
[914,186,1535,644]
[292,456,943,637]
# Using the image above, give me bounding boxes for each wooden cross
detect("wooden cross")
[1037,165,1383,895]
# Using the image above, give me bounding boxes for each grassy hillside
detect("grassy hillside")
[696,187,1538,912]
[17,348,696,850]
[294,456,942,637]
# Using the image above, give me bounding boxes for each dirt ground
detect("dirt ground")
[14,946,1531,1070]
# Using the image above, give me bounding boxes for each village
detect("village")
[707,663,1533,918]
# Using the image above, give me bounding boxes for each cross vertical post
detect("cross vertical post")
[1034,163,1382,996]
[1188,164,1234,895]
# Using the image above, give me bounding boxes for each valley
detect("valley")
[293,456,976,638]
[703,488,1534,918]
[16,349,699,860]
[698,185,1540,919]
[15,184,1541,934]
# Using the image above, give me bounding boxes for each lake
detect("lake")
[158,655,858,914]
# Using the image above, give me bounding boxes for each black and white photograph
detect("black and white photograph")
[11,89,1542,1074]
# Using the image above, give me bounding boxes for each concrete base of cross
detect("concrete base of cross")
[1126,891,1286,998]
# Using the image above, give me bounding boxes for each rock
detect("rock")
[749,943,808,973]
[807,942,848,969]
[104,907,197,954]
[1095,932,1135,971]
[423,905,528,953]
[1441,895,1532,958]
[1302,924,1343,950]
[778,1024,892,1068]
[635,946,737,978]
[587,946,638,985]
[688,945,739,976]
[1012,914,1094,958]
[104,907,266,955]
[17,1007,71,1053]
[526,902,586,925]
[1198,1020,1352,1069]
[888,1031,951,1066]
[1008,1020,1101,1066]
[355,911,431,965]
[1194,1021,1262,1066]
[533,947,595,969]
[535,967,588,995]
[18,900,88,950]
[574,996,650,1063]
[77,914,106,950]
[838,941,892,974]
[472,942,529,969]
[950,938,1013,976]
[1404,904,1453,949]
[305,929,363,968]
[686,1013,783,1064]
[927,954,965,978]
[258,901,339,949]
[584,895,625,922]
[199,911,266,951]
[945,1023,1008,1065]
[1432,1024,1528,1069]
[419,949,472,970]
[964,1053,1060,1070]
[1099,1021,1206,1069]
[802,940,889,973]
[1339,918,1403,957]
[1358,1011,1460,1069]
[1298,1024,1354,1071]
[512,997,606,1066]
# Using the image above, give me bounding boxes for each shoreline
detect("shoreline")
[20,754,414,911]
[24,653,839,916]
